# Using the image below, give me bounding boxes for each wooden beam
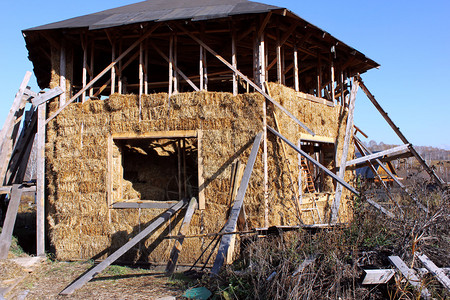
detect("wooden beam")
[139,41,144,114]
[330,79,359,223]
[294,45,299,92]
[111,201,179,209]
[112,130,197,140]
[362,269,395,285]
[197,130,205,210]
[366,198,395,218]
[168,35,174,97]
[31,87,64,107]
[257,12,272,39]
[36,103,46,257]
[59,42,66,106]
[46,24,160,124]
[211,132,263,274]
[353,124,368,138]
[82,36,88,103]
[150,43,199,91]
[267,126,358,196]
[166,197,198,275]
[0,184,23,259]
[416,253,450,292]
[232,28,238,96]
[357,76,444,187]
[345,144,410,167]
[89,40,95,97]
[60,199,188,295]
[388,256,431,299]
[177,24,315,136]
[0,72,31,185]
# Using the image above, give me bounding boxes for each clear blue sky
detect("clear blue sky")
[0,0,449,149]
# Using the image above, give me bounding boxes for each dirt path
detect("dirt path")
[1,258,189,299]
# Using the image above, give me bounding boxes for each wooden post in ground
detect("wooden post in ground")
[36,103,46,257]
[166,197,198,275]
[330,79,359,223]
[211,133,263,275]
[0,184,23,259]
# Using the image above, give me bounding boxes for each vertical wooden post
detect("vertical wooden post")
[82,37,88,102]
[139,41,143,120]
[276,30,282,84]
[197,130,205,210]
[107,135,112,223]
[331,79,359,223]
[59,42,66,106]
[339,70,344,105]
[36,103,46,257]
[203,47,208,91]
[297,139,302,205]
[281,47,286,85]
[232,28,238,96]
[89,41,95,97]
[111,42,116,95]
[294,44,299,92]
[259,34,266,91]
[177,140,182,200]
[144,41,149,95]
[263,97,268,227]
[331,60,335,103]
[317,56,322,98]
[168,35,174,97]
[118,41,122,94]
[199,45,204,91]
[173,35,179,93]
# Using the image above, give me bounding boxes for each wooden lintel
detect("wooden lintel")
[112,130,197,140]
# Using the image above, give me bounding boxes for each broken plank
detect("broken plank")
[267,126,358,196]
[0,184,24,259]
[345,144,410,167]
[166,197,198,275]
[416,253,450,291]
[388,255,431,299]
[60,199,187,295]
[362,269,395,285]
[211,132,263,275]
[31,87,64,107]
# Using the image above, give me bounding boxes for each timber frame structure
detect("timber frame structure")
[0,0,445,294]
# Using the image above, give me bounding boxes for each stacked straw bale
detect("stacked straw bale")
[45,81,354,263]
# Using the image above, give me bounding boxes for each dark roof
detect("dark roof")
[25,0,282,31]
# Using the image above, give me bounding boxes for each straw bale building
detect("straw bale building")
[21,0,379,263]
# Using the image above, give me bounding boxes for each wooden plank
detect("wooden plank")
[416,253,450,291]
[197,130,205,210]
[46,24,160,124]
[36,104,46,257]
[177,24,315,137]
[354,137,427,212]
[330,79,359,223]
[60,43,66,106]
[362,269,395,285]
[366,198,395,218]
[358,76,444,187]
[388,255,431,299]
[60,199,187,295]
[0,72,32,185]
[0,185,35,195]
[139,41,144,118]
[168,35,174,97]
[353,124,368,139]
[211,132,263,275]
[267,126,358,196]
[298,133,334,144]
[31,87,64,107]
[165,197,198,275]
[82,36,88,102]
[0,184,23,259]
[231,28,238,96]
[112,130,197,140]
[151,43,199,91]
[294,45,299,92]
[345,144,410,167]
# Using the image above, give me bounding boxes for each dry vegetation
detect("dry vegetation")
[204,181,449,299]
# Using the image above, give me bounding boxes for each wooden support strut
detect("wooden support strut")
[46,24,160,124]
[330,79,359,223]
[0,184,24,259]
[267,126,359,196]
[60,199,188,295]
[36,103,46,257]
[345,144,410,167]
[357,76,444,187]
[176,24,315,136]
[211,132,263,275]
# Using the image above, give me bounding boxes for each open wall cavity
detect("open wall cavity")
[110,132,199,207]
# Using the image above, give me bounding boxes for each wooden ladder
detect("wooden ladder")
[301,157,316,193]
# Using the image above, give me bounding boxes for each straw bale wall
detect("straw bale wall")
[44,81,354,263]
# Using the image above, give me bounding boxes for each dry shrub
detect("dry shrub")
[208,181,449,299]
